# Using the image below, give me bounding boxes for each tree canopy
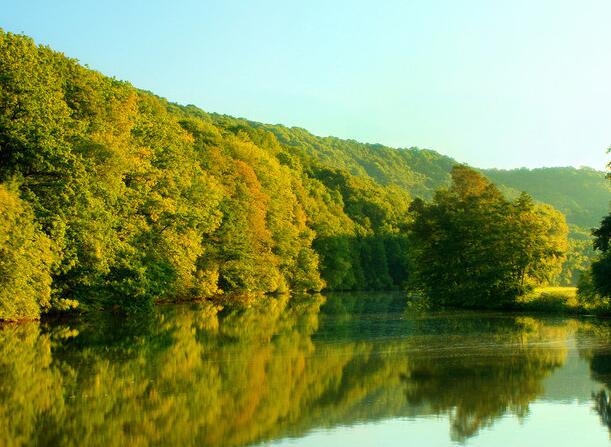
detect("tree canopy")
[0,30,412,319]
[583,149,611,300]
[407,166,568,308]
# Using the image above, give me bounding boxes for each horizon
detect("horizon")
[3,0,610,171]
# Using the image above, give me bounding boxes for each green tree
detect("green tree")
[585,148,611,299]
[408,165,567,309]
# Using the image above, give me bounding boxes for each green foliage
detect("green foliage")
[483,167,609,287]
[306,166,411,290]
[516,287,579,313]
[0,184,58,321]
[589,214,611,298]
[0,30,413,319]
[407,166,568,309]
[591,255,611,297]
[580,149,611,305]
[218,119,610,232]
[483,166,610,229]
[577,270,610,311]
[555,228,596,286]
[0,30,603,318]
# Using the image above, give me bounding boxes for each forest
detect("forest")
[0,30,610,321]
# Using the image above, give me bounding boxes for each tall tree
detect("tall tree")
[408,165,567,308]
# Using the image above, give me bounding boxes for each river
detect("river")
[1,292,610,446]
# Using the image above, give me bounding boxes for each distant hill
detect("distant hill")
[482,167,610,229]
[213,117,610,230]
[237,120,457,198]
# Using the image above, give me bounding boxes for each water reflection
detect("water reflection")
[575,322,611,433]
[589,349,611,431]
[401,318,571,441]
[1,293,611,446]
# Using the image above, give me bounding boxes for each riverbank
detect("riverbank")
[515,286,610,315]
[1,286,609,326]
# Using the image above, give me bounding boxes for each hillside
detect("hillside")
[221,118,610,229]
[483,167,610,229]
[0,29,607,319]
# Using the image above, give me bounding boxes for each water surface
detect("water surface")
[2,292,611,446]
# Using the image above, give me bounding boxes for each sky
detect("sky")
[2,0,610,170]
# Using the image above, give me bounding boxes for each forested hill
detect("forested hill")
[482,167,610,229]
[0,30,607,320]
[228,119,457,199]
[219,118,610,229]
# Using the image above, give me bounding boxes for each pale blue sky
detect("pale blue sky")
[3,0,610,170]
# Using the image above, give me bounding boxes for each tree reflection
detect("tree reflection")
[593,390,611,430]
[0,294,586,446]
[401,317,571,441]
[0,324,65,447]
[578,321,611,433]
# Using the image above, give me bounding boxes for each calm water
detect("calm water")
[2,293,611,446]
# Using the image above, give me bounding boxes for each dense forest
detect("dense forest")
[0,30,609,320]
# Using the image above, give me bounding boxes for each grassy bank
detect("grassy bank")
[515,287,595,314]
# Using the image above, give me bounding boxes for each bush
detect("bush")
[577,270,610,311]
